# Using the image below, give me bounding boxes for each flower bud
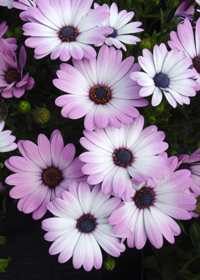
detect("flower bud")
[104,255,116,271]
[33,107,50,124]
[165,0,179,9]
[18,101,31,114]
[194,196,200,215]
[140,38,152,50]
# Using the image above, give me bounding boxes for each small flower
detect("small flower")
[54,45,148,131]
[168,18,200,90]
[109,168,196,249]
[0,120,17,152]
[130,43,197,108]
[94,2,143,51]
[0,45,34,98]
[5,130,86,220]
[79,115,170,201]
[176,148,200,196]
[174,0,195,22]
[42,181,125,271]
[22,0,112,61]
[0,0,13,9]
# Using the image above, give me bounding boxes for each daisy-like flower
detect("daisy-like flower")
[174,0,195,22]
[42,181,125,271]
[168,18,200,90]
[22,0,112,61]
[176,148,200,196]
[0,21,17,55]
[0,120,17,152]
[5,130,86,220]
[54,45,148,131]
[0,45,34,98]
[79,115,170,201]
[130,43,197,108]
[109,167,196,249]
[0,0,13,9]
[93,2,143,51]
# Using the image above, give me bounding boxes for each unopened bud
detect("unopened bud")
[18,101,31,114]
[34,107,50,124]
[104,256,116,271]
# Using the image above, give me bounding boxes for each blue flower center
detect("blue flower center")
[107,28,118,38]
[193,56,200,73]
[113,148,134,168]
[153,72,169,88]
[77,214,97,233]
[58,25,78,42]
[42,167,62,188]
[89,85,111,104]
[133,186,155,209]
[5,69,20,84]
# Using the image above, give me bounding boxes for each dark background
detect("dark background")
[0,196,148,280]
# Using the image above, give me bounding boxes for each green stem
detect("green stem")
[159,8,171,40]
[181,255,200,270]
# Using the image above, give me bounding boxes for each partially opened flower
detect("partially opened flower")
[5,130,86,220]
[94,2,143,51]
[54,45,148,131]
[22,0,112,61]
[0,120,17,152]
[79,115,170,201]
[0,45,34,98]
[176,148,200,196]
[174,0,195,22]
[109,168,196,249]
[130,43,197,108]
[42,181,125,271]
[168,18,200,90]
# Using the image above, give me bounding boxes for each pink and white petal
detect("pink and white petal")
[32,188,51,220]
[144,209,163,249]
[37,133,52,167]
[112,168,129,196]
[57,143,75,171]
[155,202,192,220]
[58,231,80,263]
[134,210,147,249]
[50,131,64,167]
[151,87,163,106]
[95,197,121,218]
[82,234,95,271]
[195,18,200,55]
[73,233,86,269]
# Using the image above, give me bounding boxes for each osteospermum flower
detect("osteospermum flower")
[168,18,200,90]
[0,120,17,152]
[0,45,34,98]
[22,0,112,61]
[5,130,86,220]
[130,43,197,108]
[176,148,200,196]
[79,115,170,201]
[94,2,143,51]
[54,45,148,131]
[42,181,125,271]
[109,168,196,249]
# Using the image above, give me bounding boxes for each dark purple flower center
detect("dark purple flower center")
[193,56,200,73]
[5,69,20,84]
[133,186,155,209]
[89,85,111,104]
[107,28,118,38]
[176,163,190,171]
[113,148,134,168]
[42,167,62,188]
[58,25,78,42]
[77,214,97,233]
[153,72,169,88]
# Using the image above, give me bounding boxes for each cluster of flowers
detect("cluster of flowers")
[0,0,200,272]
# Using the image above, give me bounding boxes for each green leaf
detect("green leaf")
[0,258,11,272]
[0,236,6,245]
[142,255,158,268]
